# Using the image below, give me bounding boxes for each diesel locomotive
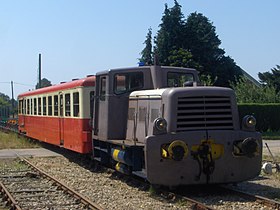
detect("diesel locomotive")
[18,65,262,186]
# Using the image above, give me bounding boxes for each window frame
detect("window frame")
[73,92,79,117]
[114,72,144,95]
[167,72,194,87]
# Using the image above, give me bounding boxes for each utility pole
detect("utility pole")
[38,53,42,89]
[11,81,14,118]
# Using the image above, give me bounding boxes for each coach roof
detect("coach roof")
[18,76,95,98]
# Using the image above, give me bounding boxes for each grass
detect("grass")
[261,131,280,140]
[0,131,40,149]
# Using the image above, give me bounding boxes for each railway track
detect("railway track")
[0,157,103,210]
[175,185,280,210]
[219,185,280,209]
[0,126,280,209]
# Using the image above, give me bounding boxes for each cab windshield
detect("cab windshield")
[167,72,194,87]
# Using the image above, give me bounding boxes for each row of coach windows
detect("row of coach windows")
[19,92,80,117]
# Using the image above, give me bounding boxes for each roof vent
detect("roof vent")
[87,75,94,77]
[60,82,66,84]
[72,78,79,81]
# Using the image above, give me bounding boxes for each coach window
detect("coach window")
[60,95,63,117]
[18,100,23,114]
[43,97,47,115]
[27,99,30,115]
[34,98,37,115]
[73,92,79,117]
[65,93,71,116]
[48,96,52,116]
[23,99,26,114]
[53,95,58,116]
[30,98,33,115]
[54,95,58,116]
[38,98,42,115]
[114,72,143,94]
[167,72,194,87]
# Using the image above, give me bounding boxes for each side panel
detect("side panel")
[21,115,92,153]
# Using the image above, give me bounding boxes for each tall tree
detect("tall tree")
[139,28,153,65]
[214,56,242,87]
[140,1,243,87]
[184,12,225,76]
[258,65,280,93]
[154,0,185,65]
[168,48,200,69]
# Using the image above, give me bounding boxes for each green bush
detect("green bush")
[238,104,280,132]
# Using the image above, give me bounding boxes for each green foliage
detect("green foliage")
[213,56,242,87]
[258,65,280,93]
[0,93,11,118]
[184,12,224,72]
[139,28,153,65]
[154,1,185,65]
[35,78,52,89]
[231,76,280,103]
[200,74,217,86]
[141,1,243,87]
[238,104,280,132]
[168,48,200,69]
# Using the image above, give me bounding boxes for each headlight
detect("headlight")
[242,115,256,131]
[153,118,167,135]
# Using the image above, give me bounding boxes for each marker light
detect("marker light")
[242,115,256,131]
[153,118,167,135]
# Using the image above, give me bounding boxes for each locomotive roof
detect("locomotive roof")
[96,66,151,75]
[95,66,197,76]
[18,76,95,98]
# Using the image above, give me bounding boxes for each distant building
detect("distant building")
[241,69,261,87]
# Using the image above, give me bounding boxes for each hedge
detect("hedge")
[238,103,280,132]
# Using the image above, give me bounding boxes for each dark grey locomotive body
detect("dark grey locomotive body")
[92,65,262,186]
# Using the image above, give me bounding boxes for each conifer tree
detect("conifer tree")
[139,28,153,65]
[154,0,185,65]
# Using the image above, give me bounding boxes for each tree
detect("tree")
[139,28,153,65]
[154,0,185,65]
[214,56,242,87]
[168,48,200,69]
[140,1,243,87]
[36,78,52,89]
[258,65,280,93]
[184,12,225,76]
[0,93,11,118]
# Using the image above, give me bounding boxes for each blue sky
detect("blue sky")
[0,0,279,97]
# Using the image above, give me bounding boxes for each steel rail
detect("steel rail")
[0,182,22,210]
[170,192,215,210]
[221,186,280,209]
[19,157,103,210]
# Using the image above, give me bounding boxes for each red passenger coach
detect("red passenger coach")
[18,76,95,154]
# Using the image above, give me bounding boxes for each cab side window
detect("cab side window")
[114,72,143,94]
[100,77,107,101]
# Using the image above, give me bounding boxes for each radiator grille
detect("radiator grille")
[176,96,234,131]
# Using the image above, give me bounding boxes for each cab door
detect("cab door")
[93,75,108,138]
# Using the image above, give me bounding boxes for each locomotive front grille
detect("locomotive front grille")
[176,96,234,131]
